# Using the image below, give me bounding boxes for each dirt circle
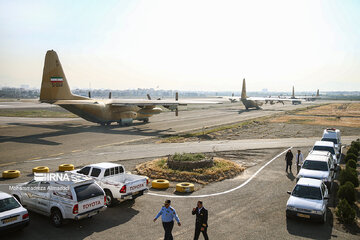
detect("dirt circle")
[135,157,245,185]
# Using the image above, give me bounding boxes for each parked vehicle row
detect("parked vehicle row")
[0,162,149,232]
[287,128,342,223]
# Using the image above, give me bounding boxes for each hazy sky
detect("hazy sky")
[0,0,359,91]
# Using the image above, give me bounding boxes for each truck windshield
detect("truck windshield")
[313,146,335,155]
[302,160,328,171]
[74,183,103,202]
[0,197,20,213]
[321,138,338,144]
[292,185,322,200]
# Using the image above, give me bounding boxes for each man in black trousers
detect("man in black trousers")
[285,149,294,172]
[192,201,209,240]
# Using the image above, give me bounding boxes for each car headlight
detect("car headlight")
[311,210,323,215]
[287,206,296,211]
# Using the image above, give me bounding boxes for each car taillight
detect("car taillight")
[120,185,126,193]
[73,204,79,214]
[22,213,29,219]
[104,195,107,205]
[146,178,149,185]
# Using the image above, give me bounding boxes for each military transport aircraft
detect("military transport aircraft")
[40,50,219,126]
[279,86,320,102]
[240,79,302,109]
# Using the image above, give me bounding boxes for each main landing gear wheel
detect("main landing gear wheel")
[143,118,149,123]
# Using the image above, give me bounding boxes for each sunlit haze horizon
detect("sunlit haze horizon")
[0,0,359,92]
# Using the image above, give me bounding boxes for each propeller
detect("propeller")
[88,91,91,98]
[147,94,151,100]
[109,92,112,99]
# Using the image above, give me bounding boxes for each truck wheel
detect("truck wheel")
[105,190,117,207]
[50,209,63,227]
[320,210,327,224]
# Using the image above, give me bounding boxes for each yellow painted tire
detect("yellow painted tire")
[32,166,49,173]
[58,164,75,171]
[2,170,20,179]
[152,179,170,189]
[176,182,195,193]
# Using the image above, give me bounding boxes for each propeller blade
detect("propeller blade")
[88,91,91,98]
[175,107,178,116]
[109,92,112,99]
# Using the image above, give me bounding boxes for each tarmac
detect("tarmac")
[0,100,359,239]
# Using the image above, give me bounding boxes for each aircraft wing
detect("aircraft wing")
[47,99,221,106]
[247,97,302,102]
[106,99,221,106]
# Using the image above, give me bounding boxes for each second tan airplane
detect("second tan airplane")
[40,50,218,126]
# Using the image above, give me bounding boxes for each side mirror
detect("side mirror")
[287,191,291,195]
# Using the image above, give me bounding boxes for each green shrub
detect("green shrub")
[351,141,360,152]
[346,159,357,170]
[172,153,205,162]
[347,147,359,157]
[337,181,356,204]
[336,199,356,224]
[344,153,357,163]
[339,167,359,187]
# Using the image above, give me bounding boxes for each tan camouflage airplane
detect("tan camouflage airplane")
[40,50,218,126]
[240,79,302,109]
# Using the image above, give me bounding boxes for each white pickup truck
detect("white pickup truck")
[70,162,149,207]
[11,173,106,227]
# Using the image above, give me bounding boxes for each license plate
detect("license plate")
[297,213,310,219]
[2,216,18,224]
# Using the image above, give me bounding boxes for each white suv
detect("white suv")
[297,153,335,191]
[11,173,106,227]
[286,178,329,223]
[312,141,338,165]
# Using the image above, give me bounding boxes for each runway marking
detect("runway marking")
[96,137,152,148]
[24,157,62,163]
[0,162,16,167]
[147,147,291,198]
[71,149,82,153]
[49,153,64,157]
[28,157,41,161]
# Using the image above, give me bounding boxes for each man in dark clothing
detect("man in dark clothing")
[192,201,209,240]
[285,149,294,172]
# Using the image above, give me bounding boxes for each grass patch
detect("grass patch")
[158,117,270,143]
[172,153,205,162]
[271,103,360,128]
[0,109,77,118]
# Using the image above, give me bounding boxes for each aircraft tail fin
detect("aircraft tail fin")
[40,50,87,102]
[241,78,247,100]
[316,89,319,97]
[292,86,295,98]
